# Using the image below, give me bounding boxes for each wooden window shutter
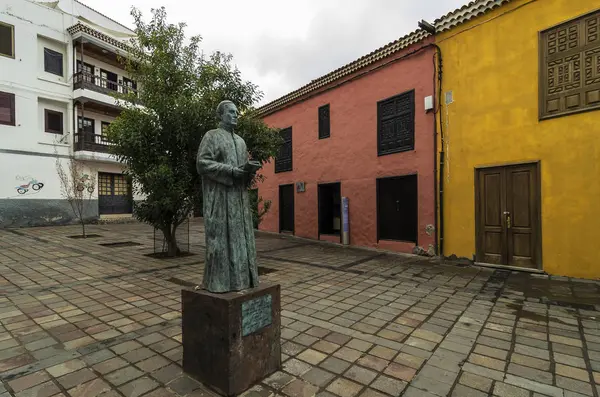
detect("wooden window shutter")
[540,9,600,119]
[275,127,293,173]
[377,90,415,156]
[0,91,15,126]
[318,104,330,139]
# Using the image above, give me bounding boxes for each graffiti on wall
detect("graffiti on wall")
[76,174,95,193]
[14,175,44,195]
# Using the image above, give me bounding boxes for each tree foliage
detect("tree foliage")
[107,7,281,256]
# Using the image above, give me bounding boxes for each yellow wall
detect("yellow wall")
[437,0,600,279]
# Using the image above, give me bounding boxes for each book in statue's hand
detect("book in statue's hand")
[243,161,262,173]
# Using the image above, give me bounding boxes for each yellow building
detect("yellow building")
[435,0,600,278]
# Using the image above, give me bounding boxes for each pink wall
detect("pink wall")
[258,41,436,254]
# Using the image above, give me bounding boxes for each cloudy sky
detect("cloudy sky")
[81,0,468,106]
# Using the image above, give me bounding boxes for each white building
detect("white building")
[0,0,143,227]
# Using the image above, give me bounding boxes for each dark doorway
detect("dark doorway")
[476,162,541,269]
[377,174,418,243]
[100,69,118,91]
[98,173,133,215]
[318,183,341,238]
[279,184,294,233]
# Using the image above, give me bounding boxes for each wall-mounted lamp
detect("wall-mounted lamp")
[418,20,437,35]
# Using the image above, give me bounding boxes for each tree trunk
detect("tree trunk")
[81,219,86,238]
[164,225,179,257]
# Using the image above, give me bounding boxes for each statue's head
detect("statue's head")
[216,100,238,128]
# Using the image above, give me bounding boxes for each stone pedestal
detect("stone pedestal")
[182,283,281,396]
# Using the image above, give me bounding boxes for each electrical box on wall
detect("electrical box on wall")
[424,95,434,112]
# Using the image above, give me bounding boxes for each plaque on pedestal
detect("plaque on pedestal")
[182,283,281,396]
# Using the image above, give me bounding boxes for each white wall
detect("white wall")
[0,0,144,221]
[0,0,73,155]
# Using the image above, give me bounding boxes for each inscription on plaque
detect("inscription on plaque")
[241,294,272,336]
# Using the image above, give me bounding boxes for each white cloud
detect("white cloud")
[78,0,468,105]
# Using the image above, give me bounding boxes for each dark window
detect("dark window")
[275,127,292,173]
[377,174,418,243]
[123,77,137,94]
[539,9,600,119]
[318,104,330,139]
[100,69,118,91]
[377,90,415,156]
[44,48,63,76]
[78,117,95,134]
[0,22,14,58]
[44,109,63,134]
[101,121,111,142]
[77,61,94,83]
[0,91,15,126]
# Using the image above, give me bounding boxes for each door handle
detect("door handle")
[396,200,400,212]
[503,211,511,229]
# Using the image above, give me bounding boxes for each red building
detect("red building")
[257,32,438,255]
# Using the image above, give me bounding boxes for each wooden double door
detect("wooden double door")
[98,173,133,215]
[476,163,541,269]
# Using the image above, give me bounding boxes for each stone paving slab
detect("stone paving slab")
[0,220,599,397]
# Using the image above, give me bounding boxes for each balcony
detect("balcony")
[73,72,137,97]
[74,132,113,153]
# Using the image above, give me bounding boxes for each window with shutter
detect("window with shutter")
[540,9,600,119]
[44,109,63,134]
[44,48,63,76]
[318,104,330,139]
[123,77,137,92]
[377,90,415,156]
[101,121,111,142]
[0,22,14,58]
[275,127,293,173]
[0,91,15,126]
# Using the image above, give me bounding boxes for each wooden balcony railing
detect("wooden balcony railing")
[73,71,137,97]
[74,132,113,153]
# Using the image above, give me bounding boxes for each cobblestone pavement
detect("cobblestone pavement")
[1,220,600,397]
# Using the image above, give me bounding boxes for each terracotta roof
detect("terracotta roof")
[66,22,132,52]
[256,29,428,116]
[256,0,515,117]
[434,0,513,32]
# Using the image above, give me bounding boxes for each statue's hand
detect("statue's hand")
[232,167,248,180]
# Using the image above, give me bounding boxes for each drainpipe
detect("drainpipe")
[431,43,444,257]
[419,20,445,257]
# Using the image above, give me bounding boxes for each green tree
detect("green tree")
[107,7,281,256]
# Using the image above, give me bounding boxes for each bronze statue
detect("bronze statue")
[197,100,262,293]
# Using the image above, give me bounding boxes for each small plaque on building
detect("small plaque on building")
[296,182,305,193]
[241,294,272,336]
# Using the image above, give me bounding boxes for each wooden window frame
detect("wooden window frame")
[43,47,63,76]
[0,21,15,59]
[318,104,330,139]
[0,91,15,126]
[275,127,293,173]
[377,89,415,156]
[101,121,111,142]
[44,109,63,134]
[539,8,600,120]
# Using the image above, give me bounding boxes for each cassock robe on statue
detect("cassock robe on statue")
[197,128,259,293]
